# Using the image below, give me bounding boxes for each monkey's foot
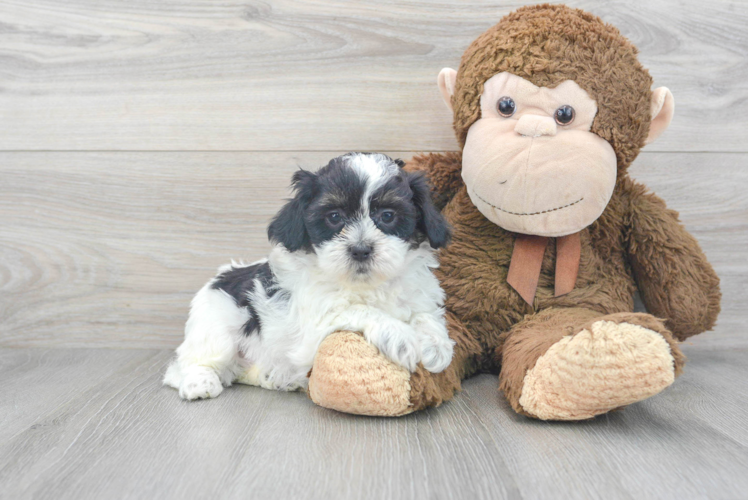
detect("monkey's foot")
[308,331,414,416]
[518,319,678,420]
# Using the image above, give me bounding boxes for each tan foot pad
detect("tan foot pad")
[308,331,413,417]
[519,320,676,421]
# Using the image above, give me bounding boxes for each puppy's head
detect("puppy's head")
[268,153,451,282]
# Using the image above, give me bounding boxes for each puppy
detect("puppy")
[164,153,454,400]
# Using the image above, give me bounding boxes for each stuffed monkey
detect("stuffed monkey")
[307,4,721,420]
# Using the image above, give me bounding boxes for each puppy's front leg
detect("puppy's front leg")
[333,305,420,372]
[411,311,455,373]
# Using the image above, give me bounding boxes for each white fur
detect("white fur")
[164,154,454,400]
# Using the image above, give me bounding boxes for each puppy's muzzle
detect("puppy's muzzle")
[349,244,373,263]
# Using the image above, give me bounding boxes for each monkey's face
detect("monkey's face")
[460,72,617,237]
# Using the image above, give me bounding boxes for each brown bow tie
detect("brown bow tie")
[506,233,581,305]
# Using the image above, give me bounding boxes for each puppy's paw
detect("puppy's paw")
[421,335,455,373]
[179,367,223,400]
[367,323,420,372]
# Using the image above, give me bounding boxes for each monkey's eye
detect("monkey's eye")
[325,211,344,228]
[380,210,396,224]
[554,105,575,125]
[497,96,516,117]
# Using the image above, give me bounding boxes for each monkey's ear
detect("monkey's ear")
[644,87,674,145]
[438,68,458,112]
[267,170,316,252]
[409,172,452,249]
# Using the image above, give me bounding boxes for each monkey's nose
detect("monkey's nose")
[514,115,557,137]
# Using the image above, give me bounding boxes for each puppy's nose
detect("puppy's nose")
[350,244,373,262]
[514,114,557,137]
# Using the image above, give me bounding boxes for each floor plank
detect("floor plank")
[1,151,745,348]
[0,0,746,152]
[1,347,746,500]
[0,348,159,443]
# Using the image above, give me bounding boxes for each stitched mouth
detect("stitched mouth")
[472,190,584,216]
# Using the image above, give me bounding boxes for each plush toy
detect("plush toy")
[306,4,721,420]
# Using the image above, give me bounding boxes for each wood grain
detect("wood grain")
[1,347,746,500]
[0,0,747,152]
[0,348,155,443]
[1,151,745,348]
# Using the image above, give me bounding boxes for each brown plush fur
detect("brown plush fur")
[401,5,720,415]
[497,308,686,417]
[308,4,721,419]
[452,4,653,174]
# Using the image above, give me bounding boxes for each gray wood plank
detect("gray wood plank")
[0,0,746,152]
[1,347,746,500]
[1,151,745,348]
[0,151,325,348]
[459,346,748,500]
[0,348,159,443]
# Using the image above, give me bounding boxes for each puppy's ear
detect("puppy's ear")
[267,169,317,252]
[408,172,451,249]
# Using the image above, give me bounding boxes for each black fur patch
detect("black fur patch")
[211,262,277,336]
[369,173,419,241]
[303,156,367,245]
[408,172,452,248]
[267,170,318,252]
[369,171,451,248]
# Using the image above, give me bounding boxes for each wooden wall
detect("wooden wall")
[1,0,746,348]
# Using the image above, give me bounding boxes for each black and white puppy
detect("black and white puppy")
[164,153,454,400]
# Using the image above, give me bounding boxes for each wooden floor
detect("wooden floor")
[2,0,747,499]
[1,343,747,500]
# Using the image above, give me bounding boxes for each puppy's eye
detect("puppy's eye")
[497,96,516,117]
[554,105,575,125]
[325,211,343,228]
[380,211,395,224]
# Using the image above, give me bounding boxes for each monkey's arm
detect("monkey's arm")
[626,182,721,340]
[404,152,463,210]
